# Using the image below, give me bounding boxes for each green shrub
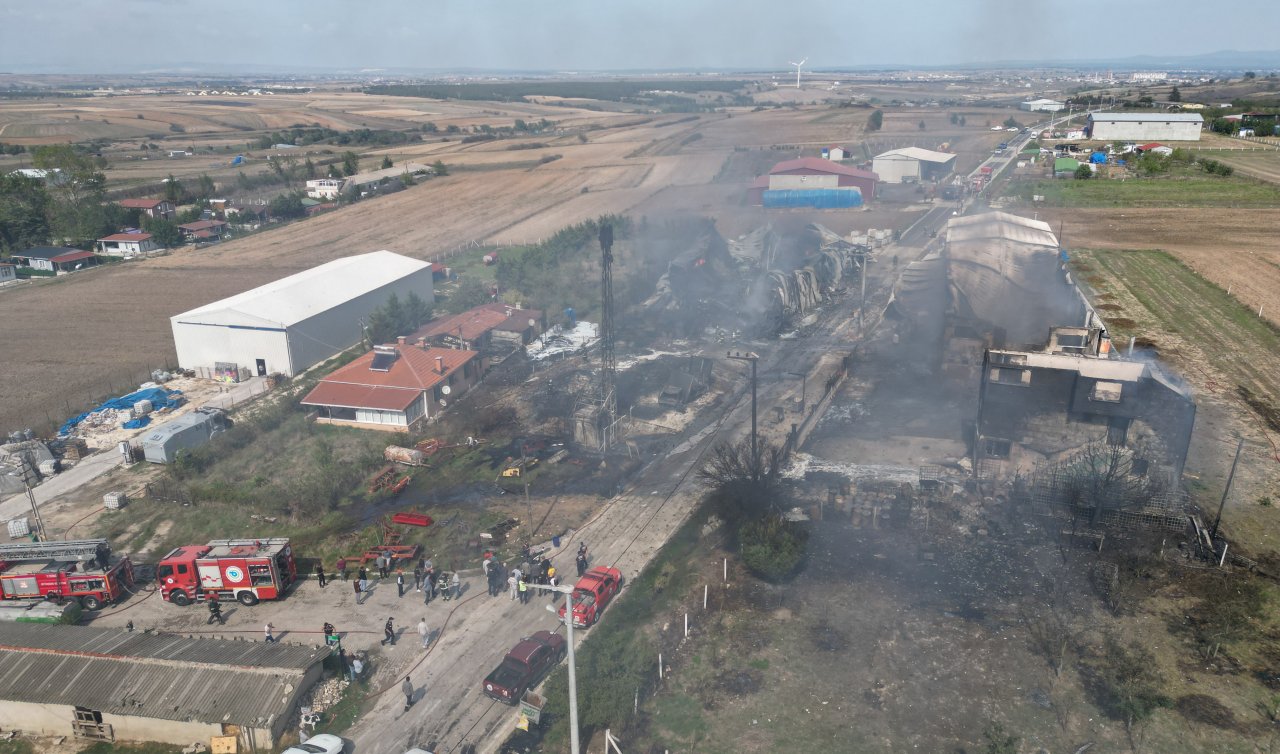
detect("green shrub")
[739,514,808,582]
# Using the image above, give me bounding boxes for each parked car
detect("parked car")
[282,734,345,754]
[558,566,624,627]
[483,630,567,704]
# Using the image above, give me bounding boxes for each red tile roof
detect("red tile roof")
[769,157,878,181]
[1138,143,1167,150]
[301,345,478,412]
[413,303,542,342]
[50,250,97,264]
[119,198,168,209]
[99,233,152,242]
[178,219,228,231]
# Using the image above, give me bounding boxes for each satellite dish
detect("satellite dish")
[441,384,452,395]
[528,318,537,329]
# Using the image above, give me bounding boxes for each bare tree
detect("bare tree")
[1063,442,1156,524]
[697,437,785,523]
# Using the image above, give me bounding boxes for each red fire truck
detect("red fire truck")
[0,539,135,611]
[156,538,297,606]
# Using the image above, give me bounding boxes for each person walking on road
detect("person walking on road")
[358,572,369,601]
[397,570,405,598]
[417,617,429,649]
[353,579,363,604]
[548,573,558,601]
[337,557,347,581]
[264,622,275,643]
[207,596,223,625]
[382,617,395,646]
[507,571,518,600]
[413,564,423,592]
[375,555,385,579]
[450,571,461,600]
[316,563,327,588]
[402,677,415,711]
[518,574,528,604]
[438,572,451,602]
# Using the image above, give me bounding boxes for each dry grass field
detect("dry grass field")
[0,95,991,434]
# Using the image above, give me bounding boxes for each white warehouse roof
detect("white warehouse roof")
[1088,112,1203,123]
[874,147,957,164]
[174,250,429,329]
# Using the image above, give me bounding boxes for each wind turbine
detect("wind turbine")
[788,58,807,89]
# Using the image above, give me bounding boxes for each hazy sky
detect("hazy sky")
[3,0,1278,73]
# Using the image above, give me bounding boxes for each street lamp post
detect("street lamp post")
[727,351,760,478]
[532,582,579,754]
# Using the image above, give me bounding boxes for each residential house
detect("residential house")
[301,343,481,431]
[119,198,176,220]
[177,219,228,242]
[96,233,158,257]
[306,178,345,201]
[412,303,544,357]
[12,246,99,273]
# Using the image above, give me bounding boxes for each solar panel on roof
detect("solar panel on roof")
[370,350,397,371]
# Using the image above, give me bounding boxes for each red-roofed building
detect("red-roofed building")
[301,343,481,431]
[747,157,878,204]
[119,197,176,220]
[412,302,544,353]
[96,232,158,257]
[178,219,229,242]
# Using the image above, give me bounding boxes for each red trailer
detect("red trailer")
[0,539,135,611]
[157,538,297,606]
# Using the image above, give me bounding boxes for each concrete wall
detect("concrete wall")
[172,322,293,377]
[872,155,921,184]
[0,701,272,748]
[1089,120,1202,141]
[769,173,838,190]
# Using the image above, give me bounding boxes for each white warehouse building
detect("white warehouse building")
[871,147,958,184]
[171,250,434,379]
[1086,112,1203,141]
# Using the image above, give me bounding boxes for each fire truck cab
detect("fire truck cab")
[157,538,296,607]
[0,539,135,611]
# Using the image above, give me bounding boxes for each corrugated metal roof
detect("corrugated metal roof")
[172,251,430,330]
[0,624,327,727]
[945,211,1058,247]
[874,147,957,164]
[99,233,153,242]
[769,157,879,181]
[1088,112,1203,123]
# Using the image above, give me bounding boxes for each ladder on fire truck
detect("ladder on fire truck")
[0,538,111,563]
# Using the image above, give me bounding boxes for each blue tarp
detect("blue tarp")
[763,188,863,209]
[121,416,151,430]
[59,387,184,436]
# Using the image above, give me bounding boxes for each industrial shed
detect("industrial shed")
[1086,112,1203,141]
[171,250,434,378]
[872,147,958,184]
[0,623,329,749]
[747,157,878,205]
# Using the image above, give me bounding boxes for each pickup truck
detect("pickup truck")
[558,566,623,627]
[483,630,566,704]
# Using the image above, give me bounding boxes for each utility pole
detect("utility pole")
[598,222,616,447]
[786,371,807,412]
[521,441,531,532]
[727,351,760,478]
[26,483,46,541]
[532,582,580,754]
[1210,437,1245,542]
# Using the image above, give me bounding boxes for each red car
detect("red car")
[557,566,623,627]
[483,630,566,704]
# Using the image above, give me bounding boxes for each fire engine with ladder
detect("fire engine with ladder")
[156,538,297,606]
[0,539,135,610]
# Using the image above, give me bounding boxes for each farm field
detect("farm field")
[0,100,969,434]
[1070,248,1280,550]
[1204,148,1280,185]
[1013,171,1280,207]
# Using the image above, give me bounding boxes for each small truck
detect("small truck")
[557,566,623,627]
[483,630,566,704]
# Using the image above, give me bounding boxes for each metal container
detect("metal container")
[6,518,30,538]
